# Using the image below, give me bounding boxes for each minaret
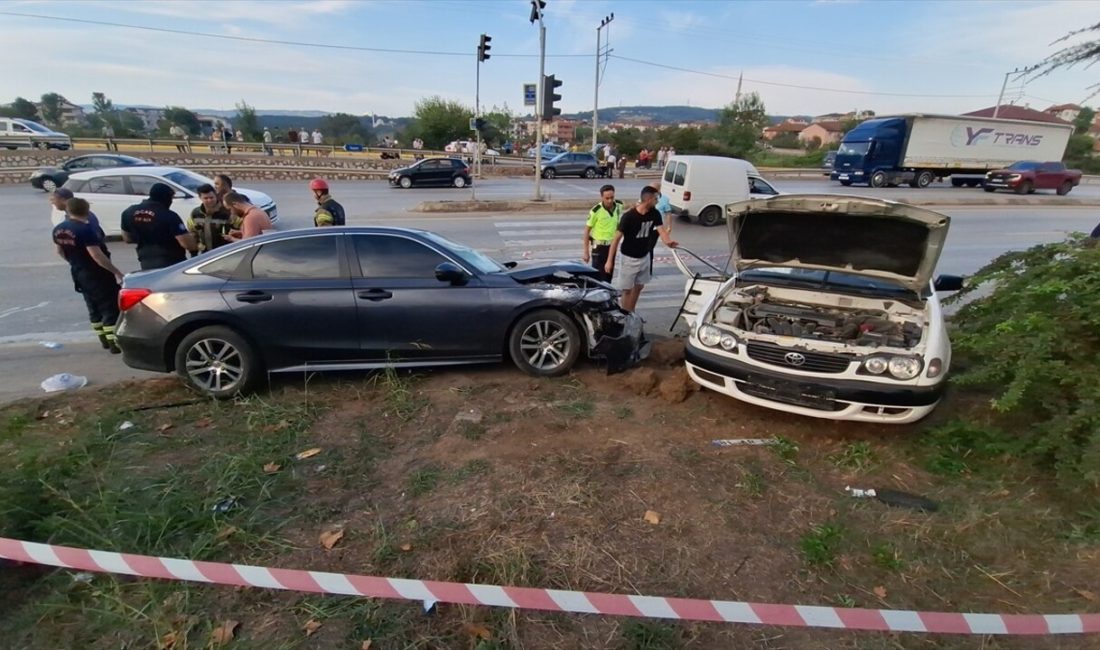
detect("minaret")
[735,70,743,103]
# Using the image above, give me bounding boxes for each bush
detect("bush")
[944,237,1100,491]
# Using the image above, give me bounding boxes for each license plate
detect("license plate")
[268,208,278,222]
[838,174,849,180]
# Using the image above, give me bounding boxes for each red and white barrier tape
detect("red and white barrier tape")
[2,537,1097,635]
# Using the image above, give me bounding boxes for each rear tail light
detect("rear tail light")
[119,288,152,311]
[683,191,692,201]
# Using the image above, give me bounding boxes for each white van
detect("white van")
[661,155,778,226]
[0,118,71,150]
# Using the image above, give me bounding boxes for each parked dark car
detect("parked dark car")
[116,227,647,397]
[984,160,1082,195]
[388,157,471,188]
[539,152,601,179]
[29,154,149,192]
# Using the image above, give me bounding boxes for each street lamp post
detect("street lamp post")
[593,13,613,153]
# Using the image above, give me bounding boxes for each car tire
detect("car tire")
[839,180,853,186]
[399,176,413,189]
[174,325,261,399]
[967,180,981,188]
[509,309,582,378]
[543,168,557,179]
[1057,181,1073,196]
[583,167,597,179]
[41,178,57,193]
[914,170,934,188]
[453,176,467,188]
[1016,181,1032,195]
[870,171,887,188]
[698,206,722,227]
[984,186,996,193]
[950,178,964,188]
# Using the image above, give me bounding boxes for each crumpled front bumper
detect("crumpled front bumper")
[585,310,650,374]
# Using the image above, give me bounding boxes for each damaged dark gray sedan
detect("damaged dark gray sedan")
[115,227,647,398]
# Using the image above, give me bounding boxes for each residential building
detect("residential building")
[1044,103,1082,123]
[36,96,85,126]
[798,121,845,146]
[963,105,1070,124]
[540,118,577,143]
[125,107,165,132]
[763,119,808,140]
[197,114,232,136]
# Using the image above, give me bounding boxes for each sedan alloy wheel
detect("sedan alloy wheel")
[175,326,259,398]
[509,309,581,377]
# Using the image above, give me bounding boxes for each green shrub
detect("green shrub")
[945,237,1100,490]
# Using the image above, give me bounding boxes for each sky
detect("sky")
[1,0,1098,119]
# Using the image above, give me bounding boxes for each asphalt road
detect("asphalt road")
[1,178,1097,402]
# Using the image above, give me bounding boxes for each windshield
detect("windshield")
[837,141,870,156]
[547,153,567,163]
[739,267,914,297]
[422,232,504,274]
[17,120,53,133]
[162,169,213,192]
[1007,161,1040,171]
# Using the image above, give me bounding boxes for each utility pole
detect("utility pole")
[474,34,491,200]
[993,68,1019,118]
[531,0,546,201]
[593,13,613,152]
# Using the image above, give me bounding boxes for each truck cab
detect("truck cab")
[831,118,908,188]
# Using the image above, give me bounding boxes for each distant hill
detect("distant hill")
[554,105,721,125]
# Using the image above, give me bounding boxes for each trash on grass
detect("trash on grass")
[117,421,135,431]
[845,486,877,498]
[40,373,87,393]
[711,438,779,447]
[71,571,95,584]
[319,528,345,550]
[643,510,661,525]
[39,341,62,349]
[302,620,323,637]
[211,497,240,513]
[262,462,282,474]
[210,620,240,646]
[294,447,322,460]
[847,486,940,512]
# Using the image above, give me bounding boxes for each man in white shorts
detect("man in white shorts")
[605,186,678,312]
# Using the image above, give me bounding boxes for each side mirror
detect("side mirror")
[503,261,518,269]
[435,262,470,285]
[933,274,964,292]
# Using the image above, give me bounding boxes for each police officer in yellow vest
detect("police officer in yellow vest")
[582,184,622,282]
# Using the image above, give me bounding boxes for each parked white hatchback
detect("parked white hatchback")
[675,194,961,424]
[51,167,277,237]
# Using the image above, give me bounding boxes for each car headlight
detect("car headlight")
[863,356,888,375]
[582,289,612,303]
[698,325,722,347]
[888,357,921,380]
[719,334,738,351]
[926,358,944,378]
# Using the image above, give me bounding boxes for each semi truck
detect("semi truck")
[830,114,1073,188]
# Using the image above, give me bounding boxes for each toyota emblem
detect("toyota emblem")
[784,352,806,366]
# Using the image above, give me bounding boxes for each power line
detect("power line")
[0,11,587,58]
[609,54,998,99]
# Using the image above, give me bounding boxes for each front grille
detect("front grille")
[738,379,845,412]
[745,342,852,374]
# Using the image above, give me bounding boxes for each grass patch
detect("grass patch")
[669,446,702,464]
[921,420,1011,477]
[828,441,875,471]
[800,521,844,568]
[0,413,31,442]
[458,421,487,440]
[621,620,683,650]
[372,366,427,422]
[556,398,595,419]
[407,465,441,496]
[771,436,799,465]
[615,405,633,420]
[738,469,765,497]
[871,542,904,572]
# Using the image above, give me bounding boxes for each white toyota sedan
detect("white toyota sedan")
[51,166,277,237]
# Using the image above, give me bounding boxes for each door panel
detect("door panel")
[351,234,499,361]
[220,235,359,367]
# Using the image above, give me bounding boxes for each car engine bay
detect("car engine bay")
[711,285,924,349]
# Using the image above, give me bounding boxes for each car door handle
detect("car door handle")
[235,290,272,303]
[357,289,393,301]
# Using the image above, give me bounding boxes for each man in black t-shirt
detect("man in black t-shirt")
[121,183,197,270]
[605,186,678,312]
[53,198,127,353]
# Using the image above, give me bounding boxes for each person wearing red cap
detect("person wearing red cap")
[310,178,345,227]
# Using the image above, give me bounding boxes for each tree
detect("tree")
[716,92,768,157]
[770,133,800,149]
[0,97,39,120]
[608,128,643,155]
[1074,107,1096,135]
[161,107,201,135]
[92,92,113,116]
[90,91,122,133]
[319,113,373,145]
[1026,22,1100,98]
[234,101,261,140]
[412,96,473,149]
[39,93,64,128]
[477,104,515,147]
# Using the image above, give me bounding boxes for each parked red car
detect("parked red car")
[984,161,1082,195]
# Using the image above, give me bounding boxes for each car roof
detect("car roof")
[66,166,193,180]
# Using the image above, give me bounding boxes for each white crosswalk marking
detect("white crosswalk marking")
[490,218,690,309]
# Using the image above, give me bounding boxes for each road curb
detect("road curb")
[414,195,1100,213]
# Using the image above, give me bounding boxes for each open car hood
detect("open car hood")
[508,261,602,283]
[725,195,950,294]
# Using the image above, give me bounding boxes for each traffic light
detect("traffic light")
[529,0,546,23]
[541,74,562,121]
[474,117,487,131]
[477,34,491,62]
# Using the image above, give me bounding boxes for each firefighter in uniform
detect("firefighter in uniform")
[310,178,346,227]
[582,184,623,282]
[52,198,127,353]
[187,183,237,254]
[121,183,197,270]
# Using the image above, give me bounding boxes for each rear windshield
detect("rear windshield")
[1007,161,1041,171]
